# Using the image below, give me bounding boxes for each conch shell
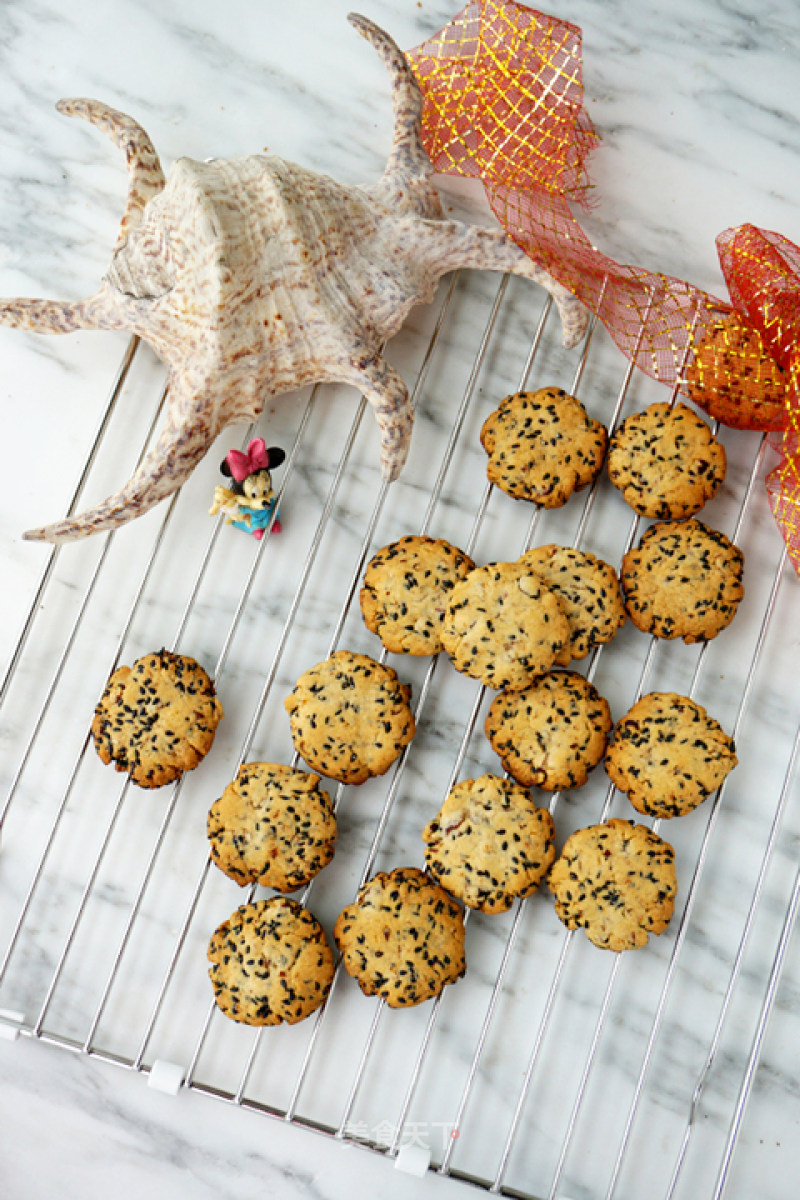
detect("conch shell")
[0,13,587,544]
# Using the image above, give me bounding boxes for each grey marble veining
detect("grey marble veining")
[1,2,800,1199]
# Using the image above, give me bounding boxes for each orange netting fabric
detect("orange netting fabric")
[407,0,800,573]
[719,225,800,572]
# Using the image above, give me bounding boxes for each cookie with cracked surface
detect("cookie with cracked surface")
[605,692,737,819]
[480,387,607,507]
[422,774,555,913]
[685,312,789,432]
[607,401,726,520]
[283,650,415,785]
[360,534,475,655]
[208,897,335,1026]
[440,559,570,691]
[620,519,744,643]
[334,866,466,1007]
[484,670,612,791]
[548,818,678,952]
[520,544,626,666]
[90,648,224,788]
[207,762,337,890]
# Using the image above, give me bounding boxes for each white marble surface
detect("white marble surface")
[1,2,800,1199]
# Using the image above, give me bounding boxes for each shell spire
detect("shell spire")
[56,98,166,250]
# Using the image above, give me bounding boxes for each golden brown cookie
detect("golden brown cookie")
[440,560,570,691]
[208,897,335,1025]
[333,866,466,1007]
[620,519,744,643]
[90,648,224,788]
[284,650,415,785]
[360,534,475,655]
[207,762,337,890]
[605,692,737,818]
[520,545,626,666]
[607,401,727,519]
[484,670,612,791]
[422,774,555,913]
[480,387,607,507]
[548,819,678,951]
[685,311,789,431]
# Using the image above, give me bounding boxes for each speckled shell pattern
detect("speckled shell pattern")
[0,14,587,544]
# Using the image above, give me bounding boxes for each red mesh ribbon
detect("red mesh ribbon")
[407,1,730,385]
[718,225,800,572]
[407,1,800,572]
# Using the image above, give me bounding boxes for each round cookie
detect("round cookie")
[484,670,612,791]
[284,650,415,785]
[90,648,224,788]
[480,387,607,507]
[520,545,626,665]
[207,896,335,1025]
[440,560,570,691]
[207,762,337,890]
[620,519,744,643]
[685,311,789,432]
[360,534,475,655]
[605,692,737,818]
[548,818,678,952]
[333,866,466,1007]
[607,401,727,519]
[422,774,555,913]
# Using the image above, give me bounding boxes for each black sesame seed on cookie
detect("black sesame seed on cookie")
[620,519,744,643]
[208,762,337,890]
[208,897,335,1025]
[284,650,415,785]
[485,670,612,791]
[548,818,677,951]
[333,866,466,1007]
[360,534,475,656]
[90,648,223,788]
[440,560,570,691]
[605,691,737,818]
[422,774,555,913]
[520,545,626,666]
[480,387,607,508]
[607,401,726,520]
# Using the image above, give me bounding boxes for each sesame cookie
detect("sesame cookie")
[620,519,744,643]
[440,560,570,691]
[284,650,415,785]
[548,818,678,952]
[480,387,607,507]
[360,534,475,655]
[520,545,626,665]
[208,897,335,1025]
[422,774,555,913]
[90,648,223,788]
[333,866,466,1007]
[685,312,789,432]
[607,401,727,519]
[605,692,737,819]
[484,670,612,791]
[207,762,337,890]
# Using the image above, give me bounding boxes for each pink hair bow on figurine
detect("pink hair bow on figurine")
[212,437,286,539]
[224,438,274,482]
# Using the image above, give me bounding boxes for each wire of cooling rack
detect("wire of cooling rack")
[1,263,799,1200]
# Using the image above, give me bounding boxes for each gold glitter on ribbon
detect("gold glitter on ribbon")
[718,225,800,573]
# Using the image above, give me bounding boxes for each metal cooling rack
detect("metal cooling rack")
[1,266,799,1200]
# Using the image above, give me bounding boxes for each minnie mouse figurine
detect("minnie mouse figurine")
[209,437,285,539]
